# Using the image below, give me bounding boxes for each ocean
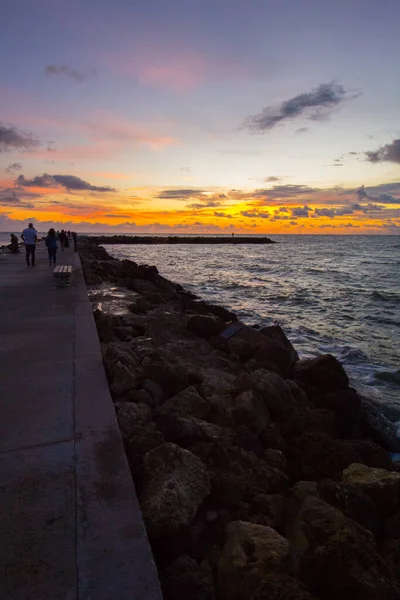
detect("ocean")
[103,235,400,427]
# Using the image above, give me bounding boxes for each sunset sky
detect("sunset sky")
[1,0,400,234]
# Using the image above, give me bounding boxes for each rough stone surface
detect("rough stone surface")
[115,402,153,441]
[218,521,291,600]
[342,463,400,516]
[141,443,211,537]
[293,354,349,392]
[158,386,210,419]
[160,555,215,600]
[232,390,269,435]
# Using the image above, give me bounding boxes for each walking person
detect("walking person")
[59,230,66,251]
[45,228,58,267]
[21,222,37,267]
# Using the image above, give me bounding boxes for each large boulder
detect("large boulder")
[109,361,138,396]
[279,407,338,440]
[300,528,400,600]
[192,443,288,506]
[232,390,270,435]
[141,355,190,396]
[292,354,349,392]
[259,325,299,366]
[287,432,362,481]
[101,341,139,374]
[141,443,211,537]
[234,369,300,418]
[124,423,165,477]
[114,402,152,441]
[317,478,381,536]
[228,328,293,376]
[158,386,211,419]
[156,414,233,448]
[187,314,226,338]
[218,521,291,600]
[160,555,215,600]
[118,259,158,280]
[312,389,361,436]
[342,463,400,516]
[185,299,237,322]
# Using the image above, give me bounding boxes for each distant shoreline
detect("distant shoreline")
[89,234,276,245]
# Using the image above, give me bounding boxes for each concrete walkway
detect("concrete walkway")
[0,243,161,600]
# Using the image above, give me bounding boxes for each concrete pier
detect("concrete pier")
[0,243,161,600]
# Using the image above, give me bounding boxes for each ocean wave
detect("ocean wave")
[375,370,400,386]
[371,290,400,303]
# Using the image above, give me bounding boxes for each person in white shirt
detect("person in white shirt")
[21,223,38,267]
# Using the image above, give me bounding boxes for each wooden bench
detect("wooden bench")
[53,265,73,287]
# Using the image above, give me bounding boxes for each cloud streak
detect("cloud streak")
[16,173,116,193]
[244,82,353,132]
[45,64,97,83]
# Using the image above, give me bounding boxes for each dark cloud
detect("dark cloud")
[291,205,313,217]
[0,187,34,209]
[45,64,97,83]
[6,162,22,173]
[254,184,318,200]
[264,176,281,182]
[314,208,337,218]
[365,139,400,164]
[16,173,116,193]
[354,184,400,205]
[213,211,233,218]
[156,189,206,200]
[188,200,221,209]
[244,82,353,133]
[103,214,133,218]
[296,127,308,134]
[240,210,269,219]
[0,124,39,153]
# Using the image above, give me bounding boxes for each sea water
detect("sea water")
[104,235,400,413]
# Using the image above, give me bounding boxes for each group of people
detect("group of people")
[10,223,78,267]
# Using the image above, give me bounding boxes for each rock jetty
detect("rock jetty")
[89,235,276,244]
[79,237,400,600]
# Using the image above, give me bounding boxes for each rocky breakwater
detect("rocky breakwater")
[80,238,400,600]
[89,234,276,244]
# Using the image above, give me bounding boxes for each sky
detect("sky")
[1,0,400,234]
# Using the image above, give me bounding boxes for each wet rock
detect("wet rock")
[218,521,291,600]
[342,463,400,516]
[114,402,153,441]
[232,390,270,435]
[109,361,138,396]
[141,443,211,537]
[158,386,210,419]
[250,573,317,600]
[233,426,264,457]
[293,354,349,392]
[160,555,216,600]
[287,432,362,481]
[187,314,226,338]
[126,278,159,294]
[349,439,393,470]
[185,299,237,323]
[312,388,361,436]
[259,325,299,365]
[228,328,293,376]
[156,414,233,448]
[118,259,158,280]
